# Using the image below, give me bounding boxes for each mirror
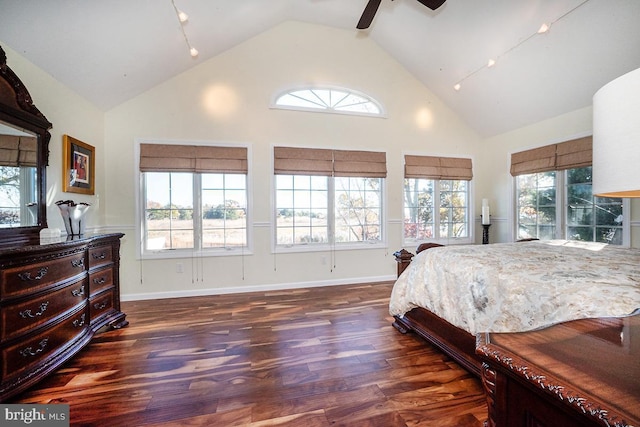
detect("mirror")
[0,45,52,247]
[0,122,39,227]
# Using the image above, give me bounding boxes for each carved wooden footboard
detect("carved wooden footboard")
[393,308,481,377]
[392,243,481,377]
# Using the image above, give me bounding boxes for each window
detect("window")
[404,179,469,241]
[273,87,384,117]
[144,172,194,249]
[402,155,473,244]
[516,167,625,244]
[138,142,249,255]
[512,137,627,245]
[201,174,247,248]
[276,175,329,244]
[335,177,382,243]
[566,168,623,242]
[515,172,556,239]
[274,147,385,249]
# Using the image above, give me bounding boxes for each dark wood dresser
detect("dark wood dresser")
[0,233,127,401]
[477,313,640,427]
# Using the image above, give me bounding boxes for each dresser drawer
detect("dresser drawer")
[88,245,113,269]
[0,233,125,402]
[89,290,115,323]
[1,280,87,342]
[89,267,113,296]
[1,253,87,301]
[1,308,88,382]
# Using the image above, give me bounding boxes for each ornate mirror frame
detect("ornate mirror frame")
[0,45,52,246]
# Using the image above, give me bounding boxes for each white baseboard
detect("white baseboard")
[121,274,396,301]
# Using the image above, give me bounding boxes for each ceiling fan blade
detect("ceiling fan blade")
[416,0,446,10]
[357,0,383,29]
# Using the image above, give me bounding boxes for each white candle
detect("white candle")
[481,199,490,225]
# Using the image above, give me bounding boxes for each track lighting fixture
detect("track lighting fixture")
[453,0,589,91]
[171,0,198,58]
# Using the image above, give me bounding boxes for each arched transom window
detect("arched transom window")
[273,87,384,117]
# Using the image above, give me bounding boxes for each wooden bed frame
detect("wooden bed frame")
[393,242,640,427]
[392,243,481,377]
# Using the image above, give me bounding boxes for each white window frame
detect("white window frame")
[135,139,253,260]
[402,177,474,246]
[272,174,387,254]
[513,168,630,246]
[271,85,387,119]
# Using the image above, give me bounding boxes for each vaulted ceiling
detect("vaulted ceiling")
[1,0,638,137]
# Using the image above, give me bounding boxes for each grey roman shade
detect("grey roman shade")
[274,146,387,178]
[0,135,37,167]
[404,155,473,180]
[139,143,248,174]
[510,136,592,176]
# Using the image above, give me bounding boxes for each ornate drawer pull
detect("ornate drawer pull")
[93,277,106,285]
[18,267,48,281]
[73,313,86,328]
[72,286,85,297]
[92,252,107,260]
[20,338,49,357]
[20,301,49,318]
[93,302,108,310]
[71,258,85,268]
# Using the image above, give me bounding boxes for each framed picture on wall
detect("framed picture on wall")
[62,134,95,195]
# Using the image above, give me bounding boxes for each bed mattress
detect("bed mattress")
[389,240,640,334]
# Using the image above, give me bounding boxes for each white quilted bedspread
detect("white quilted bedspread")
[389,240,640,334]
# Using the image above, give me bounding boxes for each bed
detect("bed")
[390,240,640,376]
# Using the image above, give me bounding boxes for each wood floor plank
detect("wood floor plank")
[9,282,487,426]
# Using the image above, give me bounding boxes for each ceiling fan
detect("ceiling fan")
[357,0,446,29]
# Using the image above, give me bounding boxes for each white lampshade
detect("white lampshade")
[592,67,640,197]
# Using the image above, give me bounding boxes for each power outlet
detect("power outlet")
[176,263,184,273]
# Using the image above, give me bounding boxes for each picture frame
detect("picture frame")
[62,134,95,195]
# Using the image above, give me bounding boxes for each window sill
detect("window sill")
[403,237,474,247]
[274,241,387,254]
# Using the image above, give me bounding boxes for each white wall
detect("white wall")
[6,21,634,301]
[479,106,640,246]
[478,107,594,243]
[103,21,481,299]
[1,43,106,231]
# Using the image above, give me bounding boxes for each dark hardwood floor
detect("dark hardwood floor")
[9,282,487,426]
